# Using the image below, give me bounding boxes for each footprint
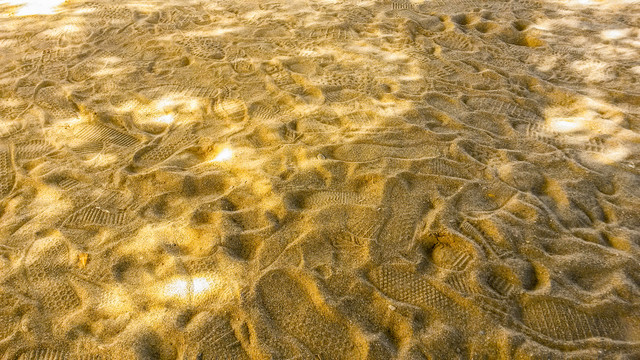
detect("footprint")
[15,348,71,360]
[450,139,500,166]
[444,272,478,295]
[331,143,440,163]
[0,96,31,123]
[39,62,68,82]
[72,123,139,148]
[0,307,20,342]
[486,273,518,297]
[33,84,77,120]
[516,122,565,149]
[64,206,128,228]
[368,264,460,315]
[24,237,81,314]
[67,58,102,83]
[0,119,26,138]
[248,101,282,121]
[63,191,130,228]
[132,129,200,169]
[14,139,56,160]
[458,220,513,259]
[256,269,366,359]
[228,53,258,78]
[464,95,539,121]
[137,84,219,101]
[390,0,415,11]
[178,36,225,60]
[214,98,248,124]
[434,31,477,52]
[42,172,81,191]
[306,24,357,41]
[416,157,473,180]
[304,190,370,208]
[459,111,513,137]
[375,175,432,257]
[430,242,473,271]
[346,205,387,241]
[521,296,628,342]
[0,144,15,198]
[496,161,545,193]
[184,312,249,360]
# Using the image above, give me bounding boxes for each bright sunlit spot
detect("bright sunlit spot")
[7,0,66,16]
[212,147,233,162]
[185,99,201,112]
[601,28,631,40]
[192,277,210,293]
[588,146,631,165]
[40,24,80,36]
[164,278,189,297]
[156,114,175,125]
[604,146,630,162]
[161,276,215,301]
[570,59,614,82]
[548,118,584,133]
[155,97,178,112]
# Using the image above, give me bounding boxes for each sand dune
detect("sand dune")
[0,0,639,358]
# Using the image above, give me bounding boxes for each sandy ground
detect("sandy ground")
[0,0,639,358]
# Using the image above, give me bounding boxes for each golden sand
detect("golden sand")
[0,0,639,358]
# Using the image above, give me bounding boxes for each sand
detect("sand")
[0,0,639,358]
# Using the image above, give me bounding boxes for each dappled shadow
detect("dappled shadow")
[0,0,639,358]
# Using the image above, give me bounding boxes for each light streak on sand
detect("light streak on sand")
[162,276,217,301]
[155,114,175,125]
[7,0,66,16]
[212,147,233,162]
[548,118,584,133]
[164,278,189,298]
[155,98,178,112]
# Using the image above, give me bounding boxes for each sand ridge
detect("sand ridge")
[0,0,639,358]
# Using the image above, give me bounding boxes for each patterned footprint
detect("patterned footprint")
[183,312,249,360]
[256,269,366,359]
[0,144,15,198]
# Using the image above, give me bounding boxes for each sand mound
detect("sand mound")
[0,0,639,358]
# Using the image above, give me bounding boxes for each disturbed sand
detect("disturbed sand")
[0,0,640,358]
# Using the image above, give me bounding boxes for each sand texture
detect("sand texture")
[0,0,640,358]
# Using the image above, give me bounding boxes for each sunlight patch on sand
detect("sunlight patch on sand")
[601,28,632,40]
[584,146,632,165]
[570,59,614,82]
[212,147,233,162]
[532,18,581,32]
[6,0,66,16]
[155,98,178,112]
[153,96,202,114]
[544,0,634,7]
[547,118,584,133]
[0,38,17,49]
[601,146,630,162]
[99,287,134,316]
[161,275,227,304]
[155,114,175,125]
[87,152,119,167]
[93,67,125,77]
[164,278,189,298]
[192,277,210,294]
[40,24,80,36]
